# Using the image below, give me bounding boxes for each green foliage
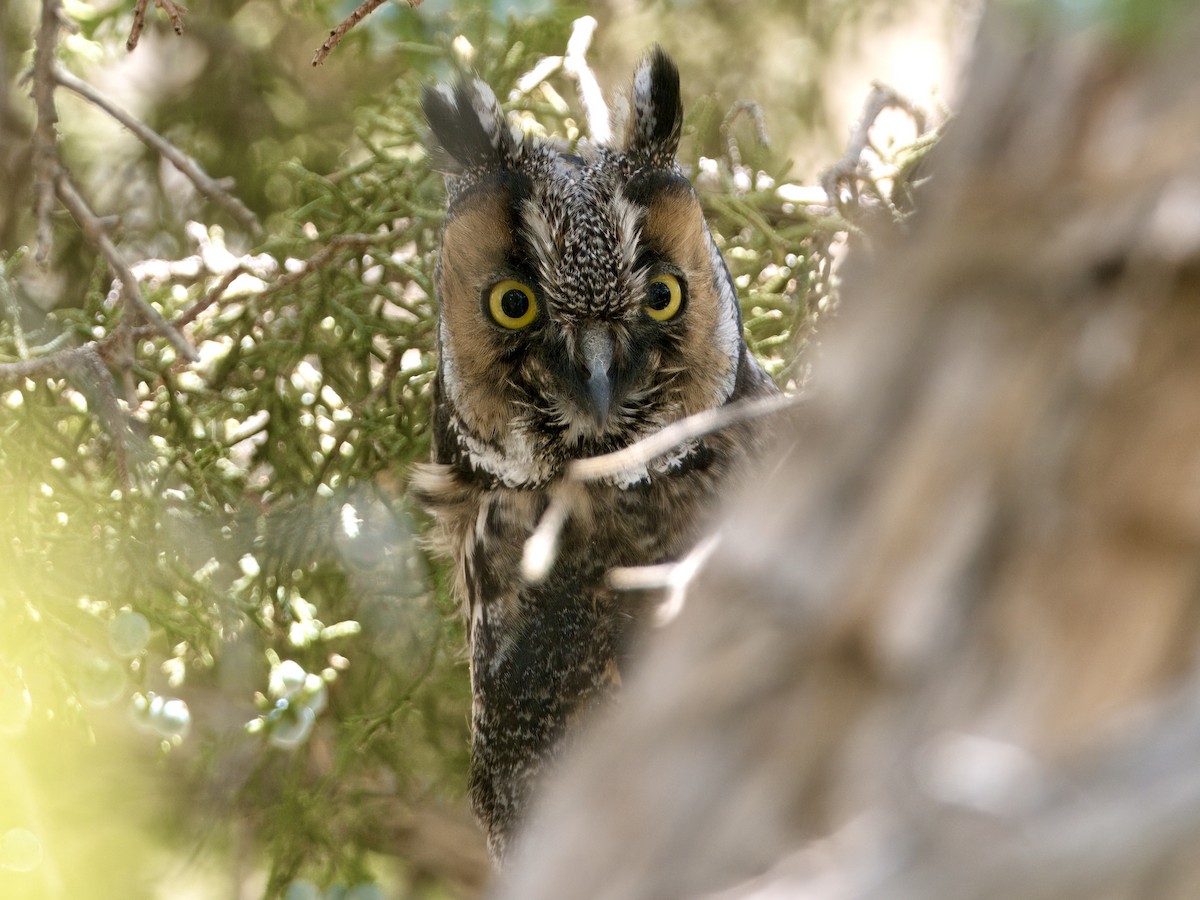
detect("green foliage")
[1005,0,1196,43]
[0,1,929,895]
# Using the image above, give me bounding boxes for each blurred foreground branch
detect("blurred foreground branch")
[499,6,1200,899]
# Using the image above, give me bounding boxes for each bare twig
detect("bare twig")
[521,393,802,583]
[54,173,198,361]
[127,0,188,52]
[821,82,927,212]
[174,265,246,328]
[126,0,149,51]
[0,260,252,385]
[313,0,422,67]
[520,480,583,584]
[269,228,405,292]
[721,100,771,172]
[158,0,187,35]
[53,67,261,236]
[562,16,609,143]
[0,343,94,385]
[32,0,62,263]
[568,392,801,482]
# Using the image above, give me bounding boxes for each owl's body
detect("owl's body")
[414,49,777,860]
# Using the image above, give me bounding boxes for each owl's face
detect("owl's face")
[423,50,744,488]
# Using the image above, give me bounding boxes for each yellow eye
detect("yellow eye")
[488,279,538,329]
[645,273,683,321]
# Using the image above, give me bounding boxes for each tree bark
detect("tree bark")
[496,5,1200,898]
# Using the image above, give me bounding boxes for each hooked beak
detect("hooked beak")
[578,324,616,430]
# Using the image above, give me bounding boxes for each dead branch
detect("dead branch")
[520,392,802,583]
[721,100,771,173]
[568,392,800,482]
[53,67,261,236]
[820,82,927,214]
[268,228,405,292]
[0,258,252,388]
[54,173,198,361]
[313,0,422,68]
[127,0,188,52]
[0,343,94,384]
[174,265,246,329]
[561,16,609,143]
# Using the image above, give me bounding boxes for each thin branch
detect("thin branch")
[606,563,676,592]
[561,16,609,143]
[0,343,95,385]
[820,82,927,211]
[313,0,422,67]
[174,266,246,328]
[158,0,187,35]
[53,67,261,236]
[32,0,62,263]
[0,260,252,385]
[269,229,405,293]
[521,393,802,583]
[568,392,801,482]
[126,0,149,51]
[127,0,188,52]
[721,100,771,173]
[54,173,198,361]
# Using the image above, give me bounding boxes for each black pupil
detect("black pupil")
[648,280,673,311]
[501,288,529,320]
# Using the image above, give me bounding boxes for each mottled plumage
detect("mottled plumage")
[412,48,777,860]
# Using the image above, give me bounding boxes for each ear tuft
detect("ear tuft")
[421,77,517,175]
[624,46,683,169]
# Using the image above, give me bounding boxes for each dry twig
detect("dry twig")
[313,0,422,67]
[821,82,927,213]
[54,173,198,361]
[721,100,771,173]
[562,17,609,144]
[127,0,188,52]
[270,228,405,292]
[54,67,261,236]
[520,392,802,583]
[568,392,800,483]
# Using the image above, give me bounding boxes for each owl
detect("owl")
[413,47,778,861]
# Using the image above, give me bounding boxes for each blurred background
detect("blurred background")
[0,0,972,896]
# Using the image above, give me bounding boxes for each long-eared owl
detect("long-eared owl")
[413,48,778,860]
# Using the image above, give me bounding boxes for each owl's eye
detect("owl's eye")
[488,279,539,330]
[645,273,683,321]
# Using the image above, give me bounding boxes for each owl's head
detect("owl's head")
[422,49,746,488]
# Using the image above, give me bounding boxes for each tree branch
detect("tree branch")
[54,173,198,361]
[821,82,927,213]
[562,16,609,144]
[53,66,261,236]
[313,0,422,67]
[520,393,802,583]
[127,0,188,52]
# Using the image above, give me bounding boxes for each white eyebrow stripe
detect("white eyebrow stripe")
[612,190,644,281]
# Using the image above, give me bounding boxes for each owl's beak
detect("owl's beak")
[578,325,616,430]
